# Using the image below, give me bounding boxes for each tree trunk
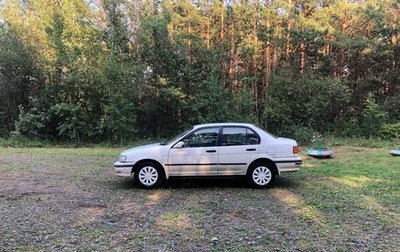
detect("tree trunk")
[220,0,224,41]
[206,17,210,49]
[300,40,305,74]
[228,15,235,92]
[285,0,292,67]
[168,0,174,42]
[188,9,192,87]
[263,0,272,100]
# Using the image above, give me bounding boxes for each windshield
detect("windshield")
[159,128,192,145]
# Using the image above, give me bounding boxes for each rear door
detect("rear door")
[167,127,220,176]
[217,127,260,175]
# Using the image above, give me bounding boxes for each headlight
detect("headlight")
[118,155,127,163]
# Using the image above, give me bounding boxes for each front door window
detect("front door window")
[182,127,219,147]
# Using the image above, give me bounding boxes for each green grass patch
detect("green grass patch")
[0,145,399,251]
[325,136,398,148]
[0,134,161,148]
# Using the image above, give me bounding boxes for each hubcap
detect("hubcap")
[252,166,272,186]
[138,166,158,186]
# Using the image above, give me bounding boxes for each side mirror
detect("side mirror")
[174,141,185,148]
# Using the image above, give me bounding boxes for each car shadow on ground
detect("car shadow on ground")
[108,175,300,190]
[275,176,302,188]
[165,177,249,189]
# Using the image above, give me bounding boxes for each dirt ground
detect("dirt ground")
[0,147,399,251]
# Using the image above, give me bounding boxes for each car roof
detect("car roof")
[193,122,256,129]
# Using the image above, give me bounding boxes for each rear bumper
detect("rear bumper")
[114,162,134,177]
[275,158,302,174]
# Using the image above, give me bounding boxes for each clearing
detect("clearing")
[0,146,399,251]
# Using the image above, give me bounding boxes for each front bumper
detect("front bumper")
[114,162,134,177]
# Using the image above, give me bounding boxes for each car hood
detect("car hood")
[121,143,166,156]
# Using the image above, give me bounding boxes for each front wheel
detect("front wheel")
[134,162,164,189]
[247,163,276,188]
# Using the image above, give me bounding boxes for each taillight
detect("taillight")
[293,146,299,154]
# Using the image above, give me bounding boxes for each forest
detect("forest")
[0,0,399,144]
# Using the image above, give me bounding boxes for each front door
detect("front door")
[167,127,220,176]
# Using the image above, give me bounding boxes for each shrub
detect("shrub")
[14,101,49,138]
[381,123,400,139]
[339,116,362,137]
[50,103,88,143]
[265,70,351,133]
[0,132,47,147]
[361,94,388,137]
[281,125,315,146]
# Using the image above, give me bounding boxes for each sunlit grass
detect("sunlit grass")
[272,189,324,223]
[329,176,383,188]
[157,212,191,230]
[0,145,399,251]
[293,146,400,223]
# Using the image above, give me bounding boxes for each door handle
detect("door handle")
[246,148,256,151]
[206,150,216,153]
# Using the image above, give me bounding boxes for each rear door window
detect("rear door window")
[221,127,260,146]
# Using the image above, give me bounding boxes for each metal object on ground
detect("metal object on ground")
[390,148,400,156]
[307,147,334,158]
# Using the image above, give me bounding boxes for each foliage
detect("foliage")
[361,94,388,137]
[384,96,400,122]
[189,66,231,124]
[0,25,44,136]
[100,94,137,144]
[309,132,328,149]
[337,115,362,138]
[265,71,350,133]
[0,132,49,147]
[51,103,87,142]
[381,123,400,139]
[15,100,49,139]
[0,0,400,143]
[280,125,315,146]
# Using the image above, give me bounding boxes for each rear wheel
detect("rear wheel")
[134,162,164,189]
[247,163,276,188]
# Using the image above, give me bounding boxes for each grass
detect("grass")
[325,136,398,148]
[0,145,399,251]
[0,135,163,148]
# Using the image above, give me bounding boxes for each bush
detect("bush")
[280,125,315,146]
[51,103,88,143]
[14,101,49,138]
[361,94,388,137]
[384,96,400,121]
[265,70,351,133]
[0,132,47,147]
[381,123,400,139]
[338,116,362,137]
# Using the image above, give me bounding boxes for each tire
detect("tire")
[134,162,164,189]
[247,162,276,188]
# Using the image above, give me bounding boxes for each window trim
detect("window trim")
[171,125,261,148]
[219,126,261,146]
[172,126,221,148]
